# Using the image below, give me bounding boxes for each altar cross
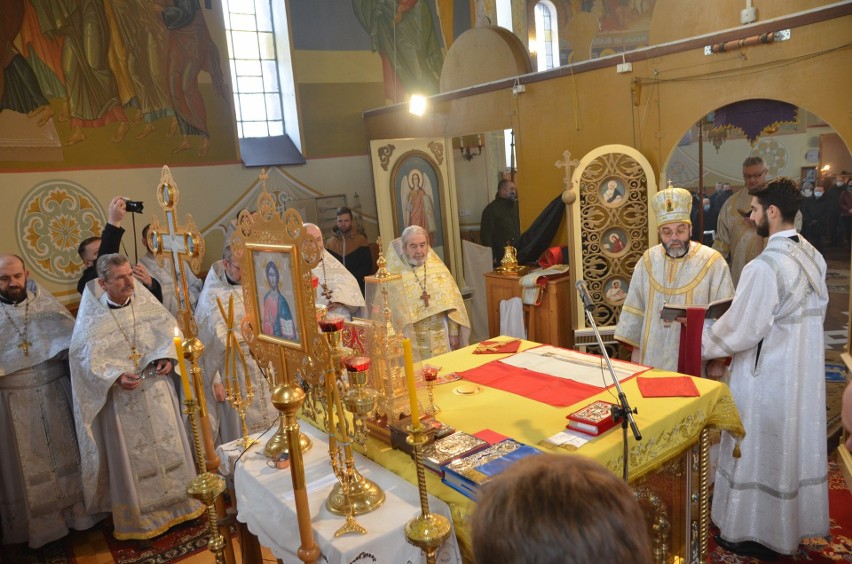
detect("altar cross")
[148,166,204,336]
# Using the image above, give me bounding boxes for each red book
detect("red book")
[565,401,618,436]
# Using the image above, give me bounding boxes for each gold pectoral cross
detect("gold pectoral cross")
[421,290,431,307]
[321,283,333,300]
[18,339,31,356]
[129,347,142,369]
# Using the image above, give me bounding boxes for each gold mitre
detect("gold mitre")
[652,183,693,226]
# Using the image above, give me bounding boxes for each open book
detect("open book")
[660,297,733,322]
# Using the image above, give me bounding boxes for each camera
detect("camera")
[123,198,144,213]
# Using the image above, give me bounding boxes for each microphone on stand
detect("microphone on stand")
[576,280,594,312]
[574,279,642,482]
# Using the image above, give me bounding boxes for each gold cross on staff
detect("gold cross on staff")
[147,165,205,335]
[18,339,31,356]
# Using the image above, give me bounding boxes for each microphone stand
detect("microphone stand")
[576,282,641,482]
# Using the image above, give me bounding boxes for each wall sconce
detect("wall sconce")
[458,134,483,161]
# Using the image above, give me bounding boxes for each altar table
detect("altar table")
[360,338,744,563]
[217,423,462,564]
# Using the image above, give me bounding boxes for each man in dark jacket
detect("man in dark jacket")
[480,179,520,266]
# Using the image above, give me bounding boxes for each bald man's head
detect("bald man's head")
[0,254,29,303]
[304,223,324,250]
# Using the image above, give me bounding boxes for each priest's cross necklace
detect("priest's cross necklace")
[411,262,430,307]
[1,298,31,356]
[319,257,334,301]
[109,301,142,369]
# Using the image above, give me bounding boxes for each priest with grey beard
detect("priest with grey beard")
[70,253,203,540]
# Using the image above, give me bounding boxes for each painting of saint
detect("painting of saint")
[603,228,628,254]
[600,178,626,206]
[256,256,299,344]
[605,279,627,303]
[392,151,445,254]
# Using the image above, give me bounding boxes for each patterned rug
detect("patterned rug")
[708,459,852,562]
[1,514,218,564]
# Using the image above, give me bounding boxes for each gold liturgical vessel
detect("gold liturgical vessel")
[363,241,418,431]
[319,315,385,528]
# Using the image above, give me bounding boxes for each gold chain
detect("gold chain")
[109,300,142,369]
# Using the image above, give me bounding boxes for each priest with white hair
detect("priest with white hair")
[304,223,365,321]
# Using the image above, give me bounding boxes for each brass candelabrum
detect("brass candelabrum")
[404,422,451,564]
[343,356,378,448]
[263,357,312,458]
[216,295,259,450]
[319,315,385,535]
[184,397,228,564]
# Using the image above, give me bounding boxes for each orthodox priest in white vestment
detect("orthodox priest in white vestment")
[385,226,470,362]
[0,258,101,548]
[615,186,734,375]
[71,255,203,540]
[304,224,366,321]
[196,257,276,445]
[703,179,828,555]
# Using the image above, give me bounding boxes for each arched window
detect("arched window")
[533,1,559,71]
[221,0,303,165]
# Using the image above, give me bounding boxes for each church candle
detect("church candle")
[173,328,193,401]
[402,338,420,429]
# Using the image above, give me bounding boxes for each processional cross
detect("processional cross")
[555,149,580,193]
[147,166,205,336]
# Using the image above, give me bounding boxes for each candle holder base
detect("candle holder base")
[326,469,385,516]
[334,515,368,538]
[404,512,451,562]
[264,422,312,458]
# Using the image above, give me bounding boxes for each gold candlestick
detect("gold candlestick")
[184,398,228,564]
[270,370,320,562]
[217,295,259,450]
[320,316,385,525]
[404,424,451,564]
[422,364,440,415]
[343,356,378,448]
[263,361,312,458]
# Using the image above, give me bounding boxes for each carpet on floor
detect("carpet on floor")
[1,514,225,564]
[707,458,852,562]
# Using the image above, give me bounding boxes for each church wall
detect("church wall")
[363,8,851,240]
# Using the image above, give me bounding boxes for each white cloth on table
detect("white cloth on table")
[217,423,462,564]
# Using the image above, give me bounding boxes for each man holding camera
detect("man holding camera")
[76,196,163,302]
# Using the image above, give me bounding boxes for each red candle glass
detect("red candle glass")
[319,315,345,333]
[344,356,371,372]
[423,365,440,382]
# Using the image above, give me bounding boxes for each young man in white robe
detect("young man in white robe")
[304,223,365,321]
[140,223,203,316]
[196,246,276,445]
[703,177,828,559]
[0,255,102,548]
[615,186,734,377]
[385,225,470,362]
[71,254,203,540]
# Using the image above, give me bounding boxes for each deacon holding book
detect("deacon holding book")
[196,246,276,445]
[70,254,203,540]
[385,225,470,361]
[0,255,102,548]
[304,223,365,321]
[614,185,733,377]
[702,178,828,559]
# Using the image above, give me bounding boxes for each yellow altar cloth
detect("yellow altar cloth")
[362,338,744,560]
